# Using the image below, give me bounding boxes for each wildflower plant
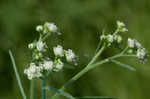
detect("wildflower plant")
[9,20,148,99]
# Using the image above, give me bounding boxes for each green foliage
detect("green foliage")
[0,0,150,99]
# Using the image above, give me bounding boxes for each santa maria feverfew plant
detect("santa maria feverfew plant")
[9,21,148,99]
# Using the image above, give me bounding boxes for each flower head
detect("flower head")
[53,45,64,57]
[36,41,46,52]
[114,35,122,44]
[53,59,64,72]
[65,49,77,63]
[36,25,43,32]
[24,63,42,80]
[137,48,148,62]
[128,38,135,48]
[42,60,53,71]
[44,22,58,34]
[28,43,36,50]
[135,40,142,48]
[106,35,114,43]
[117,21,128,32]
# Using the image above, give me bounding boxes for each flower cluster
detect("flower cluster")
[116,21,128,32]
[100,21,127,46]
[24,22,77,80]
[53,45,77,64]
[36,22,60,35]
[127,38,148,62]
[100,20,148,63]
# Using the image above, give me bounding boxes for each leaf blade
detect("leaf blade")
[111,59,136,72]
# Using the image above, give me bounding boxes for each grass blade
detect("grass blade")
[9,50,27,99]
[48,87,75,99]
[111,59,136,72]
[76,96,117,99]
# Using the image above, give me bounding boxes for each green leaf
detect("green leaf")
[76,96,117,99]
[111,59,136,72]
[9,50,27,99]
[48,87,75,99]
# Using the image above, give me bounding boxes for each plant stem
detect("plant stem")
[30,80,34,99]
[51,44,106,99]
[51,52,135,99]
[9,50,27,99]
[88,44,106,65]
[42,79,46,99]
[42,33,51,41]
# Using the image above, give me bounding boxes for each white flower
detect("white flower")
[117,21,125,27]
[44,22,58,33]
[36,25,43,32]
[114,35,122,43]
[28,43,35,49]
[53,45,64,57]
[117,21,128,32]
[128,38,135,48]
[128,38,142,49]
[42,60,53,71]
[65,49,76,63]
[135,40,142,48]
[53,59,64,72]
[106,35,114,43]
[24,63,42,80]
[36,41,46,52]
[137,48,147,62]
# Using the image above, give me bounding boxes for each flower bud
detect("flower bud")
[28,43,35,50]
[128,38,135,48]
[36,41,46,52]
[36,25,43,32]
[65,49,77,63]
[44,22,58,33]
[117,21,128,32]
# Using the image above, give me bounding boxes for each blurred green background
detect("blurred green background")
[0,0,150,99]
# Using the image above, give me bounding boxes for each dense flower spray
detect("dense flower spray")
[24,22,77,80]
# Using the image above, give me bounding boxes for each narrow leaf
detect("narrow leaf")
[76,96,117,99]
[111,59,136,72]
[48,87,75,99]
[9,50,26,99]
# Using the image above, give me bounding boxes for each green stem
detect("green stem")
[9,50,27,99]
[30,80,34,99]
[51,44,106,99]
[88,44,106,65]
[51,46,136,99]
[42,79,46,99]
[51,52,135,99]
[42,33,51,41]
